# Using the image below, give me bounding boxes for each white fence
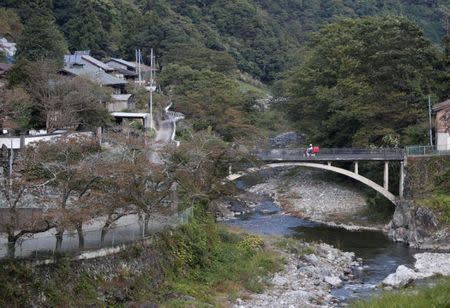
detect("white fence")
[0,131,94,150]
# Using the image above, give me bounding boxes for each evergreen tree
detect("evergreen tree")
[15,15,68,63]
[55,0,115,57]
[435,35,450,100]
[285,15,438,147]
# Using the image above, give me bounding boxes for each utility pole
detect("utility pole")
[9,139,13,195]
[148,48,155,130]
[428,95,433,146]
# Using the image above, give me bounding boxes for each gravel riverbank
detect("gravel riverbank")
[235,242,361,308]
[245,168,384,230]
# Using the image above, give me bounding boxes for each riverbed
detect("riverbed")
[222,170,421,304]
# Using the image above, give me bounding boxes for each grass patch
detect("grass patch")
[162,223,282,305]
[350,276,450,308]
[418,193,450,225]
[0,213,283,307]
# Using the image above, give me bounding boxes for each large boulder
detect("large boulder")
[382,253,450,288]
[324,276,343,288]
[382,265,426,288]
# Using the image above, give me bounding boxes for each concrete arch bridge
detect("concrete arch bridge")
[227,148,406,205]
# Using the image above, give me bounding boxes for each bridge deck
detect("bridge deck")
[254,148,405,162]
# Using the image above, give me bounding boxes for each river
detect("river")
[223,176,420,303]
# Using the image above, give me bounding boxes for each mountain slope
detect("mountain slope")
[1,0,450,81]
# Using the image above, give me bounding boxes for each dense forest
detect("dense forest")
[2,0,450,81]
[2,0,450,146]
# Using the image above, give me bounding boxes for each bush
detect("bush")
[419,193,450,225]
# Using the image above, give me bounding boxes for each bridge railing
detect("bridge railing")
[252,148,405,160]
[252,148,404,158]
[405,145,450,156]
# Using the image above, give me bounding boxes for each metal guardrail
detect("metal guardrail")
[252,148,405,161]
[405,145,450,156]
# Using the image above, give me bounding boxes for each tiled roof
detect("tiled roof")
[111,67,138,77]
[64,54,83,64]
[108,58,152,72]
[63,64,127,86]
[81,55,113,71]
[109,58,136,69]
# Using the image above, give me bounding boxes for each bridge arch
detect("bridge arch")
[227,162,397,204]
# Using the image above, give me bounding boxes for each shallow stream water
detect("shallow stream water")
[224,177,420,302]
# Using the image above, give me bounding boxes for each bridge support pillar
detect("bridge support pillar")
[327,162,332,166]
[354,162,359,174]
[384,161,389,191]
[399,161,405,198]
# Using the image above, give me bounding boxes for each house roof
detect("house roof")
[64,54,83,64]
[111,67,138,77]
[62,64,127,86]
[433,99,450,112]
[109,58,136,69]
[81,55,113,71]
[108,58,152,72]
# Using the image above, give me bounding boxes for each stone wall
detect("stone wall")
[387,156,450,249]
[404,156,450,199]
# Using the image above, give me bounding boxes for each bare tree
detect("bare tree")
[23,61,110,132]
[96,132,173,239]
[22,136,102,250]
[0,155,54,258]
[0,86,32,133]
[167,131,245,206]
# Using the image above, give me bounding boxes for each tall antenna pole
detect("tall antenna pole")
[149,48,154,130]
[138,49,142,84]
[428,95,433,146]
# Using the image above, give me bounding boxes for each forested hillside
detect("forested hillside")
[2,0,450,145]
[2,0,450,81]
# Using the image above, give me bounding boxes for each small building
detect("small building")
[111,112,151,129]
[62,53,133,112]
[105,58,151,82]
[433,99,450,151]
[110,94,134,112]
[105,58,139,81]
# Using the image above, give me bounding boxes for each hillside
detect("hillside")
[1,0,450,82]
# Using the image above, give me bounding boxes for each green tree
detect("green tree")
[160,64,255,141]
[0,8,23,40]
[0,86,32,132]
[435,35,450,101]
[54,0,116,57]
[15,15,68,63]
[285,15,437,147]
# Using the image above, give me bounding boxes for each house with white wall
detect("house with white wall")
[433,99,450,151]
